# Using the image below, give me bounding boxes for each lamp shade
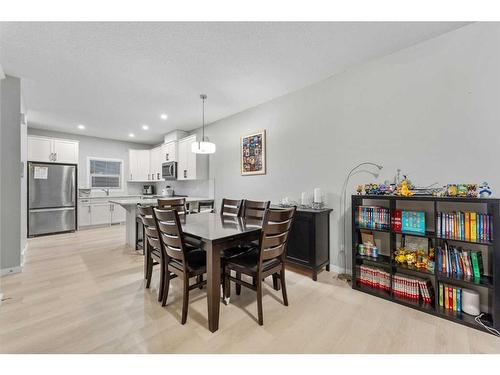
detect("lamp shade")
[191,141,216,154]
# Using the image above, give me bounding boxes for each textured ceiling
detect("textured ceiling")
[0,22,468,144]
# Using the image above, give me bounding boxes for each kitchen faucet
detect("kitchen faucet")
[101,189,110,196]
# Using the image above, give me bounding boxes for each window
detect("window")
[88,157,123,189]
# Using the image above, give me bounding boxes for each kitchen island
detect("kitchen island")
[110,196,214,247]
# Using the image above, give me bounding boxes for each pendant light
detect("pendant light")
[191,94,216,154]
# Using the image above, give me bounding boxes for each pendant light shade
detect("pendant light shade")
[192,94,216,154]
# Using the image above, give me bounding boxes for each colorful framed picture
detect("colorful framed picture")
[240,130,266,176]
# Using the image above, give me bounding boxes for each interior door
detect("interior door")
[29,163,76,208]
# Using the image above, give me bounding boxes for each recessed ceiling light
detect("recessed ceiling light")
[77,124,85,130]
[129,133,135,138]
[160,113,168,120]
[141,124,149,130]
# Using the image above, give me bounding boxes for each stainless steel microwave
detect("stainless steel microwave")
[162,161,177,180]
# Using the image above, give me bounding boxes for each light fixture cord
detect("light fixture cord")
[202,96,205,142]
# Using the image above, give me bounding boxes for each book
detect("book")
[439,283,444,307]
[452,288,457,311]
[470,212,477,242]
[465,212,470,240]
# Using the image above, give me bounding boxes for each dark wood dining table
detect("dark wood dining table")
[181,212,262,332]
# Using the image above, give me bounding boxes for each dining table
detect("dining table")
[181,212,262,332]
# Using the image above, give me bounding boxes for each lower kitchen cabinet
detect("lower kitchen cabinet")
[78,199,126,229]
[286,207,333,281]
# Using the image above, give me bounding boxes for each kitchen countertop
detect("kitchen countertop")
[109,196,213,207]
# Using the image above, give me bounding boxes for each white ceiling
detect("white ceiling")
[0,22,468,144]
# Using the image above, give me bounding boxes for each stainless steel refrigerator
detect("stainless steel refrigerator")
[28,162,77,237]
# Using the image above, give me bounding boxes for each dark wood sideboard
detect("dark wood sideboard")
[285,207,333,280]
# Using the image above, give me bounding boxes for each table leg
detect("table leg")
[205,241,221,332]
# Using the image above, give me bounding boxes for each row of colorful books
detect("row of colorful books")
[356,265,391,291]
[436,245,484,279]
[436,211,493,242]
[438,283,462,312]
[356,265,434,304]
[356,206,391,230]
[393,273,434,304]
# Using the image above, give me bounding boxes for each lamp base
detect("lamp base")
[337,273,352,283]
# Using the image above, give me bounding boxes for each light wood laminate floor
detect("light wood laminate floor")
[1,225,499,353]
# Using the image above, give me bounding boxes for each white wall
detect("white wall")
[196,22,500,271]
[27,128,151,194]
[0,75,22,275]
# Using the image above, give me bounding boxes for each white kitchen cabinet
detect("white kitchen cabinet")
[129,149,150,181]
[90,203,112,226]
[28,136,79,164]
[177,135,208,180]
[78,200,92,228]
[53,139,79,164]
[149,146,162,181]
[160,141,177,162]
[111,203,126,224]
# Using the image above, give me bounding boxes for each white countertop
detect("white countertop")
[109,196,213,207]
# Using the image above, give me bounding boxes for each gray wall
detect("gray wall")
[0,75,22,273]
[27,128,151,194]
[195,22,500,271]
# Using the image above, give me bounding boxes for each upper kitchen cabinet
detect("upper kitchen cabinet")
[28,136,79,164]
[128,149,150,181]
[160,141,177,162]
[149,146,162,181]
[177,135,208,180]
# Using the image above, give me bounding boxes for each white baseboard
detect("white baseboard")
[21,244,28,267]
[328,263,352,275]
[0,266,22,276]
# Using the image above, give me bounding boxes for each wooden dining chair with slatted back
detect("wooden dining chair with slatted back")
[157,197,188,215]
[223,207,296,325]
[220,198,243,217]
[153,208,207,324]
[233,199,270,295]
[138,205,175,302]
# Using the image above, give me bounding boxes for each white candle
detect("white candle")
[301,192,307,205]
[313,188,322,203]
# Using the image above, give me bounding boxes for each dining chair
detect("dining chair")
[220,198,243,216]
[153,208,207,324]
[232,199,271,295]
[197,200,215,213]
[157,197,188,215]
[223,207,296,325]
[138,205,174,302]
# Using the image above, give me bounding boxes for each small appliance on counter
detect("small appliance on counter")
[161,185,175,197]
[143,184,155,195]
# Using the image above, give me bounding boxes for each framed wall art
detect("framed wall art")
[240,130,266,176]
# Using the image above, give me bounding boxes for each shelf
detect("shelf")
[393,230,435,239]
[356,226,391,233]
[436,236,493,246]
[356,254,391,267]
[355,195,500,204]
[436,306,493,332]
[394,263,434,277]
[354,283,391,300]
[392,294,435,314]
[436,272,494,289]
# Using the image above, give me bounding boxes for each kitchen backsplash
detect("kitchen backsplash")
[155,179,214,198]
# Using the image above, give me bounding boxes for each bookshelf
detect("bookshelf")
[351,194,500,334]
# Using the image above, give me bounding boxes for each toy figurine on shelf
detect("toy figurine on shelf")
[447,184,458,197]
[467,184,478,197]
[396,176,414,197]
[479,181,492,198]
[356,185,364,195]
[457,184,468,197]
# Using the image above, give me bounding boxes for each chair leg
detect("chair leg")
[224,268,231,300]
[235,271,242,295]
[181,275,190,324]
[256,276,264,326]
[272,273,280,290]
[158,258,165,302]
[197,275,203,289]
[145,253,153,289]
[162,268,171,306]
[280,268,288,306]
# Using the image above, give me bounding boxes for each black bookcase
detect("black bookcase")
[351,194,500,334]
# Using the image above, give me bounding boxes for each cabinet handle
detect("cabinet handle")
[148,174,150,180]
[166,153,169,161]
[88,205,91,213]
[184,170,187,179]
[157,173,160,180]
